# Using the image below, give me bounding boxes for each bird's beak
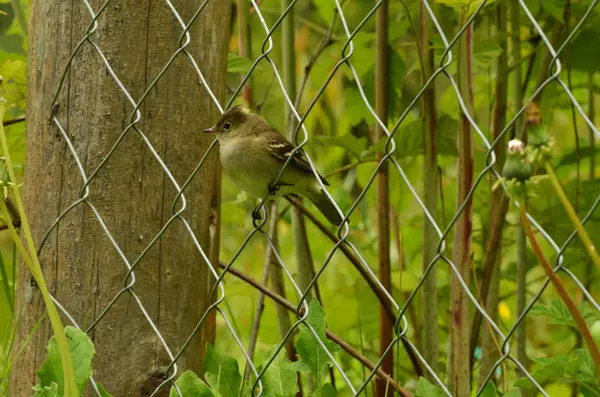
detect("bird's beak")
[203,127,216,133]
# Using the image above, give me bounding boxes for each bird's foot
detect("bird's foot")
[251,209,262,221]
[268,182,293,196]
[268,183,281,196]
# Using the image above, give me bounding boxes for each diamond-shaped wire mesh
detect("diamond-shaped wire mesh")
[34,0,600,396]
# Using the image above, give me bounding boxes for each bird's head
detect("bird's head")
[203,105,253,140]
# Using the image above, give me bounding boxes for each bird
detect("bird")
[203,105,344,226]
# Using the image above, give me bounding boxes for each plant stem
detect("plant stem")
[375,2,393,395]
[281,0,317,312]
[216,261,413,397]
[0,80,77,396]
[516,204,529,383]
[1,117,25,127]
[449,22,473,396]
[244,203,277,383]
[419,0,439,377]
[285,196,424,377]
[9,0,27,34]
[545,163,600,269]
[519,205,600,379]
[589,71,596,179]
[511,0,522,138]
[237,0,253,106]
[476,1,510,379]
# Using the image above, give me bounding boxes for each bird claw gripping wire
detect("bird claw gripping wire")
[251,209,262,221]
[268,182,282,196]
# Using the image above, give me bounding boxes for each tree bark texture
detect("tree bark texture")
[12,1,230,396]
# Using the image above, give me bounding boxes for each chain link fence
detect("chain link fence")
[35,0,600,396]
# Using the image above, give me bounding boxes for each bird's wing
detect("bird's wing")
[263,128,330,186]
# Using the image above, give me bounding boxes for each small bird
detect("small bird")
[203,106,343,225]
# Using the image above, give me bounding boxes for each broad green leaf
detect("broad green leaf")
[0,59,26,113]
[530,299,600,328]
[557,146,598,167]
[316,134,368,158]
[480,382,497,397]
[170,371,214,397]
[362,49,406,120]
[570,349,599,386]
[542,0,567,20]
[393,116,458,158]
[514,356,567,388]
[415,377,445,397]
[571,29,600,73]
[35,326,95,396]
[32,382,59,397]
[435,0,498,19]
[530,299,574,327]
[97,382,114,397]
[204,344,241,397]
[294,300,339,388]
[227,53,257,74]
[473,35,506,69]
[312,382,336,397]
[262,348,297,397]
[344,86,374,127]
[312,0,335,24]
[503,390,521,397]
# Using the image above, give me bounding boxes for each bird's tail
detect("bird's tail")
[308,191,344,226]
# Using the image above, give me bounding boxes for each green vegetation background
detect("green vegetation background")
[1,0,600,395]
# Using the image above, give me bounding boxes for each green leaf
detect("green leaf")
[262,348,298,397]
[415,377,445,397]
[503,389,521,397]
[294,300,339,388]
[362,48,406,120]
[435,0,498,19]
[514,356,567,388]
[473,35,506,69]
[316,134,368,158]
[170,371,214,397]
[227,53,256,74]
[35,326,95,396]
[32,382,59,397]
[204,344,241,397]
[312,383,336,397]
[97,383,114,397]
[530,299,600,328]
[392,116,458,158]
[569,349,599,386]
[312,0,335,24]
[571,29,600,73]
[480,382,497,397]
[530,299,574,327]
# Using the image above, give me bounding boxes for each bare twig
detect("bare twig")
[216,261,413,397]
[520,205,600,379]
[285,195,424,377]
[1,116,25,127]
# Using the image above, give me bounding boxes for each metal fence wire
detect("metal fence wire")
[38,0,600,396]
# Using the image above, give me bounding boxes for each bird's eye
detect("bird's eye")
[223,122,232,130]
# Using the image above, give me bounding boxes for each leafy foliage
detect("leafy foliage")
[531,299,600,328]
[204,344,242,397]
[32,326,114,397]
[169,371,214,397]
[293,299,339,390]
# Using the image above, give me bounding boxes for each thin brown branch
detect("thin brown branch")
[1,116,25,127]
[520,205,600,379]
[217,261,413,397]
[285,195,424,377]
[375,1,393,395]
